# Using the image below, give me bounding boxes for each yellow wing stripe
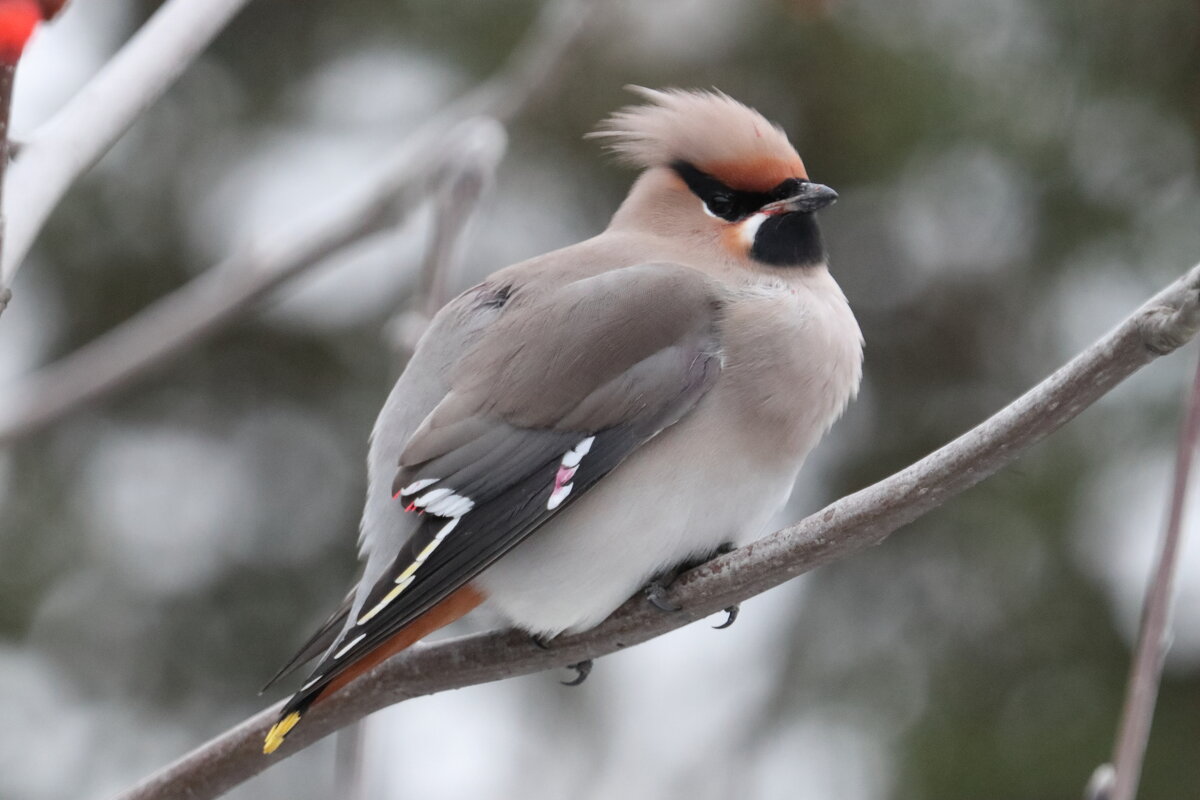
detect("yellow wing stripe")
[354,517,461,625]
[357,576,414,625]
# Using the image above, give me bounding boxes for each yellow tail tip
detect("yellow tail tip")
[263,711,302,755]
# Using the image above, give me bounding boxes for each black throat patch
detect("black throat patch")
[750,212,827,268]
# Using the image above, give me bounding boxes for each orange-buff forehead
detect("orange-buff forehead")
[700,156,808,192]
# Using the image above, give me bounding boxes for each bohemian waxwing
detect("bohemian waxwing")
[262,87,863,753]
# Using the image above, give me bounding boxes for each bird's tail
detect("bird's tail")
[262,584,485,754]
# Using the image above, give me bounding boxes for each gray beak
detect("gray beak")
[762,182,839,215]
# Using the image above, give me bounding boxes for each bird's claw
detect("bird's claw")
[562,659,593,686]
[641,543,738,613]
[644,580,682,613]
[712,604,739,629]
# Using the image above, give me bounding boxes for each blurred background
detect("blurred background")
[2,0,1199,798]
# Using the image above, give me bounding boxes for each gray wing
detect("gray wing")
[282,263,723,707]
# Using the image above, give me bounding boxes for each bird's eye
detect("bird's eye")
[706,193,734,219]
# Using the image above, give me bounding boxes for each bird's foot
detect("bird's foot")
[562,659,593,686]
[643,578,682,612]
[712,603,739,629]
[642,542,739,614]
[706,543,739,628]
[532,634,594,686]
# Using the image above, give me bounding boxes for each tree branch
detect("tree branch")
[116,263,1200,800]
[0,116,505,445]
[0,0,613,443]
[0,60,14,315]
[1090,349,1200,800]
[442,0,616,127]
[420,148,494,318]
[0,0,252,298]
[386,127,499,358]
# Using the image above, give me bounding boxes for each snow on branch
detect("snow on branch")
[116,262,1200,800]
[0,0,615,443]
[0,0,252,295]
[0,116,506,444]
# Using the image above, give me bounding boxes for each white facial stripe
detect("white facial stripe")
[739,212,767,249]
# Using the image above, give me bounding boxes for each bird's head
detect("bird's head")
[591,87,836,269]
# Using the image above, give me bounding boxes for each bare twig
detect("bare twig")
[0,117,505,444]
[0,0,613,443]
[0,60,14,315]
[430,0,614,128]
[420,150,496,317]
[385,131,499,357]
[333,722,365,800]
[115,263,1200,800]
[1093,351,1200,800]
[0,0,609,307]
[1085,763,1116,800]
[0,0,252,298]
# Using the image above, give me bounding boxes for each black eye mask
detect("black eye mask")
[671,161,805,222]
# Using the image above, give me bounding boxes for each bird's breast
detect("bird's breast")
[715,270,863,461]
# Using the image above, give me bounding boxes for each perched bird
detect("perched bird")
[262,87,863,754]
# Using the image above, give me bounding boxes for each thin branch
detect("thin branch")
[420,150,495,318]
[385,130,499,357]
[333,722,365,800]
[0,0,614,443]
[0,0,609,304]
[0,60,14,315]
[0,117,505,445]
[116,263,1200,800]
[1097,351,1200,800]
[461,0,615,125]
[0,0,252,297]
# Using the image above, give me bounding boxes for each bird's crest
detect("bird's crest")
[588,86,808,192]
